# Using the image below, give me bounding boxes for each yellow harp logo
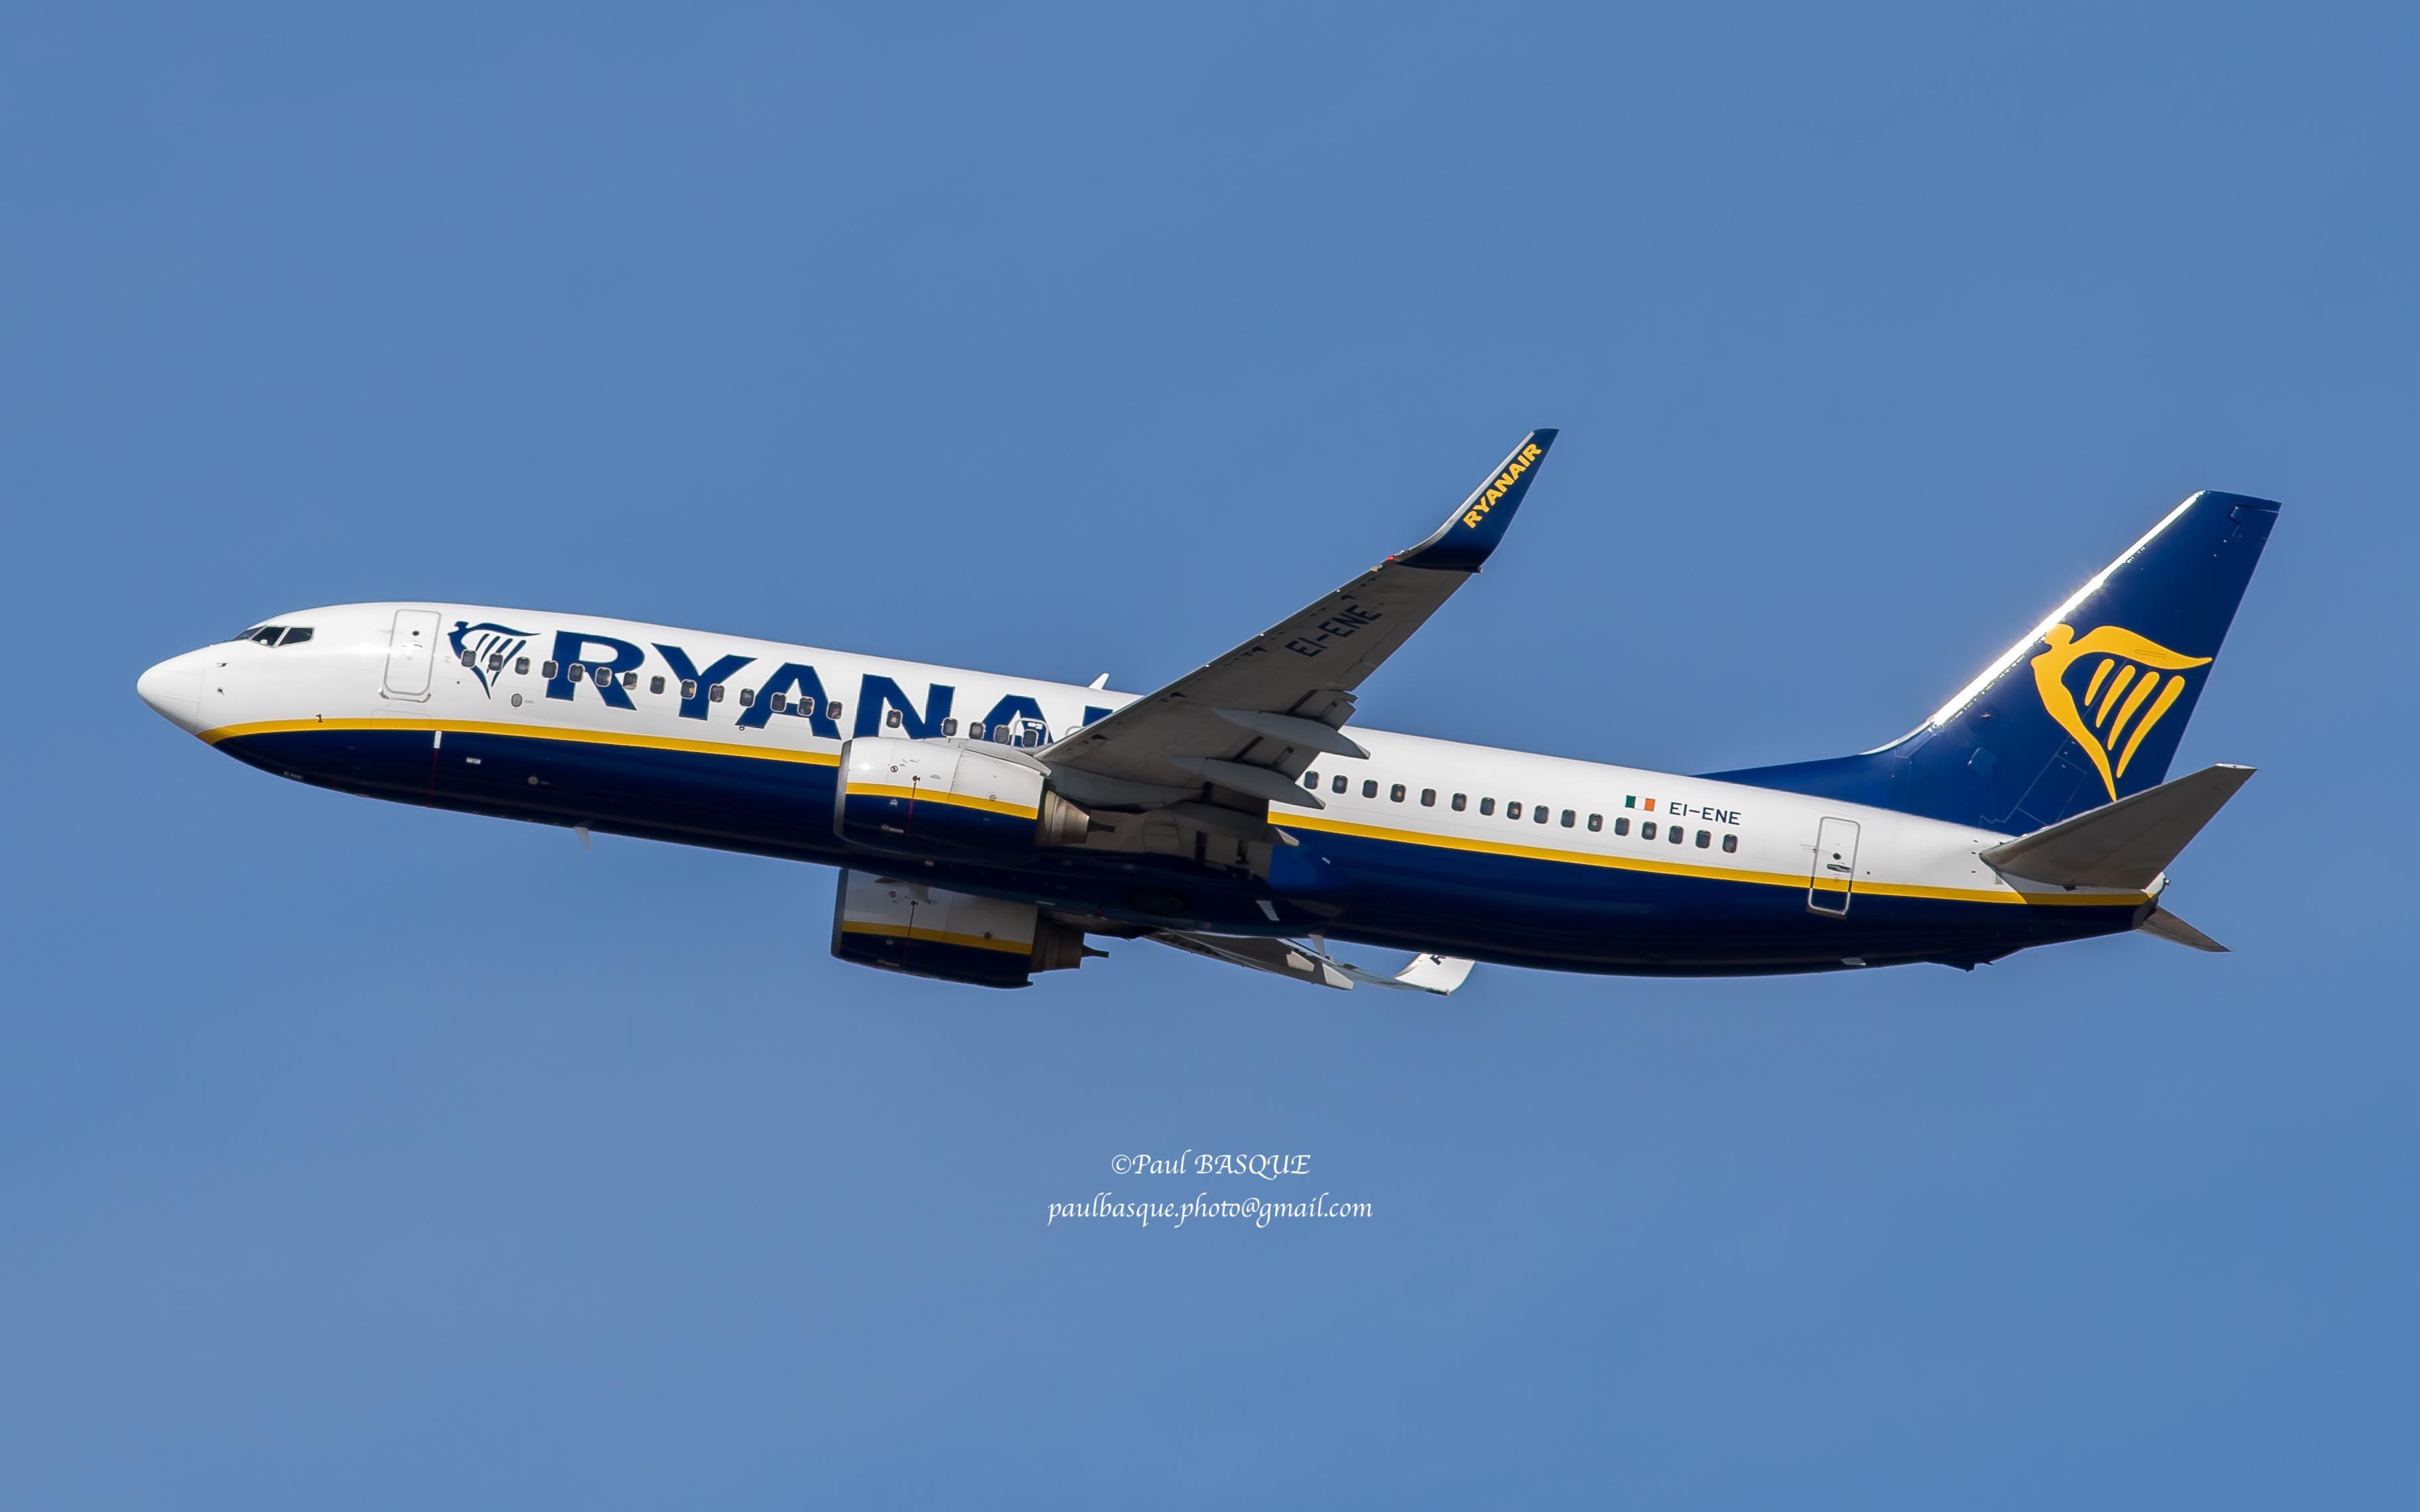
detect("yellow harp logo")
[2030,624,2212,801]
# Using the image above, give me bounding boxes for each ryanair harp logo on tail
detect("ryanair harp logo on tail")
[2031,624,2212,800]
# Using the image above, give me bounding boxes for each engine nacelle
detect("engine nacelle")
[830,869,1094,989]
[834,738,1091,861]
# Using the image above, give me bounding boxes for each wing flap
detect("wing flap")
[1144,933,1478,995]
[1148,930,1355,989]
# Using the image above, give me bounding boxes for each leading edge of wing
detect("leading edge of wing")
[1390,428,1558,573]
[1040,428,1560,796]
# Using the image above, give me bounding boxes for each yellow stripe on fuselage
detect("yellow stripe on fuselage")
[1274,812,2144,908]
[202,716,843,767]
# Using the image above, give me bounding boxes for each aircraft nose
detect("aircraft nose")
[136,649,208,733]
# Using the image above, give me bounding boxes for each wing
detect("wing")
[1145,931,1479,995]
[1043,430,1558,810]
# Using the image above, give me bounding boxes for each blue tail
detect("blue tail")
[1705,489,2280,834]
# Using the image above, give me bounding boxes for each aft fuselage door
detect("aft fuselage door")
[383,608,441,702]
[1808,816,1861,916]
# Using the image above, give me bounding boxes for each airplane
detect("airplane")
[135,431,2277,993]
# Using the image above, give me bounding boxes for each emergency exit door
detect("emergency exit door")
[1808,816,1861,916]
[383,608,441,701]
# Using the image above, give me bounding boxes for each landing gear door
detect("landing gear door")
[383,608,441,702]
[1808,816,1861,916]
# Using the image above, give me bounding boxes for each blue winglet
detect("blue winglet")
[1394,429,1558,572]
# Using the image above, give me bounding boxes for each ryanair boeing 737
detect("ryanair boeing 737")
[135,433,2276,991]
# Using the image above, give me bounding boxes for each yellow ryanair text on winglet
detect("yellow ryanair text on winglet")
[1462,442,1544,529]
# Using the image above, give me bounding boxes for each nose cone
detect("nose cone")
[137,649,209,733]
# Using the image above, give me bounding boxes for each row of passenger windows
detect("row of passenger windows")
[471,652,1047,743]
[234,625,314,647]
[1301,770,1739,853]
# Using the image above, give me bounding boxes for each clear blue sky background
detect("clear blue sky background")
[4,4,2415,1506]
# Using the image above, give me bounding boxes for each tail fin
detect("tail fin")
[1706,489,2279,832]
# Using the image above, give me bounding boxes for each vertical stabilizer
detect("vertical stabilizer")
[1706,489,2278,832]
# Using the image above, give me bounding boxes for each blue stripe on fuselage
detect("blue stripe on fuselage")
[214,726,2137,975]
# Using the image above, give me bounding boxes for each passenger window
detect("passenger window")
[969,722,986,739]
[649,675,665,694]
[1669,824,1685,844]
[942,718,959,736]
[620,671,636,688]
[1561,809,1576,827]
[1332,775,1347,794]
[1304,771,1320,788]
[488,653,505,672]
[799,696,816,716]
[769,692,788,713]
[1480,798,1495,816]
[709,684,726,703]
[1696,830,1711,848]
[543,661,560,678]
[460,650,476,667]
[1507,801,1522,820]
[1390,784,1406,802]
[594,667,614,687]
[1721,834,1738,853]
[1614,817,1629,836]
[1534,805,1550,824]
[515,657,529,675]
[681,679,698,699]
[828,701,844,720]
[740,688,756,706]
[1362,780,1378,798]
[1420,788,1436,807]
[886,708,903,729]
[281,627,314,646]
[1587,813,1602,832]
[1451,793,1467,811]
[1641,821,1656,840]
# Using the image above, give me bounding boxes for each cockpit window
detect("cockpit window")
[250,626,285,645]
[279,627,313,646]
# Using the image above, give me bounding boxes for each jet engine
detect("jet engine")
[829,869,1096,988]
[833,738,1091,861]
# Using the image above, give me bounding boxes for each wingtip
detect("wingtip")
[1396,431,1558,572]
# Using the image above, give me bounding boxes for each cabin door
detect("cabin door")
[383,608,441,702]
[1808,816,1861,916]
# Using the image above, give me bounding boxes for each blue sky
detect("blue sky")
[5,4,2416,1506]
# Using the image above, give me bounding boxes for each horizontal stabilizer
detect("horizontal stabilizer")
[2137,906,2228,953]
[1981,763,2253,891]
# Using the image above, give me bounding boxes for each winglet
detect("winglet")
[1394,429,1558,572]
